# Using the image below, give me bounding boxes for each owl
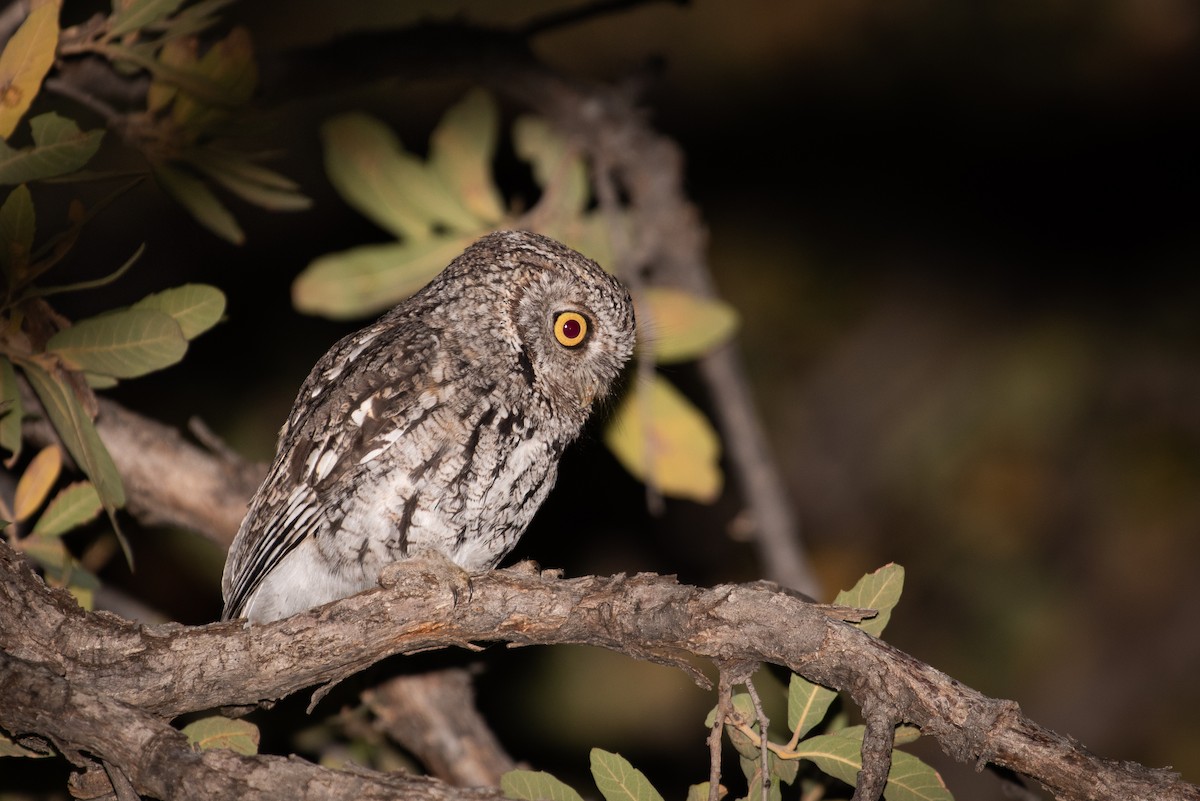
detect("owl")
[221,230,636,623]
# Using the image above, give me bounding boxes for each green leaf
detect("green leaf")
[31,481,103,538]
[131,283,225,339]
[19,360,125,513]
[0,184,34,277]
[153,162,244,244]
[604,374,723,503]
[321,113,431,239]
[0,4,59,138]
[0,731,49,758]
[20,526,68,572]
[787,673,837,741]
[640,288,739,364]
[686,783,724,801]
[146,35,193,112]
[0,356,22,466]
[834,564,905,638]
[13,443,60,522]
[187,151,311,212]
[739,754,782,801]
[148,0,236,38]
[169,27,257,131]
[102,42,230,107]
[108,0,186,38]
[513,115,589,217]
[187,147,303,190]
[321,112,484,239]
[794,726,953,801]
[429,88,505,225]
[0,113,105,185]
[29,240,144,301]
[589,749,665,801]
[181,716,260,755]
[501,770,586,801]
[293,235,472,320]
[47,308,188,378]
[84,372,120,389]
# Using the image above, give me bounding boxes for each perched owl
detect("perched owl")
[222,230,636,622]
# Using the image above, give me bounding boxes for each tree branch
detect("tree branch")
[0,649,504,801]
[0,543,1194,801]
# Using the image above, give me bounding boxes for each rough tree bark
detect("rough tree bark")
[0,517,1195,801]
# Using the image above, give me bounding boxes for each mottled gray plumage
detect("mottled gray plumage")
[222,230,636,622]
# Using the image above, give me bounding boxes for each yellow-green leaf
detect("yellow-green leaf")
[147,34,195,112]
[31,481,102,538]
[501,770,585,801]
[47,308,188,378]
[108,0,186,38]
[787,673,837,741]
[639,287,739,364]
[0,113,104,185]
[686,783,725,801]
[513,115,589,217]
[153,162,244,244]
[430,88,505,225]
[131,283,225,340]
[321,113,482,238]
[181,716,260,755]
[321,113,433,239]
[604,374,723,503]
[19,359,125,512]
[794,726,953,801]
[0,4,59,138]
[20,524,67,571]
[170,27,256,130]
[0,356,22,465]
[0,184,34,277]
[590,749,665,801]
[13,443,61,522]
[293,235,472,320]
[187,151,311,212]
[834,564,905,638]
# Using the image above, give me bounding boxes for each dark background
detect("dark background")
[23,2,1200,799]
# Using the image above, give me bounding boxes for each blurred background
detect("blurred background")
[17,1,1200,799]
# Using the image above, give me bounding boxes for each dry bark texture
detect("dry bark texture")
[0,485,1196,801]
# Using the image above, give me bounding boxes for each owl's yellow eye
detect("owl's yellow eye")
[553,311,588,347]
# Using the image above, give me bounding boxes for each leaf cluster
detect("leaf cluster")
[1,1,310,243]
[0,2,268,572]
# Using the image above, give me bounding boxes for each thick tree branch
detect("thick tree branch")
[0,543,1194,801]
[0,650,503,801]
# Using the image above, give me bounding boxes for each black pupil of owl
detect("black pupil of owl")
[561,318,581,340]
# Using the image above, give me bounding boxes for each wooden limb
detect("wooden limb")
[0,650,505,801]
[0,545,1193,801]
[362,669,515,787]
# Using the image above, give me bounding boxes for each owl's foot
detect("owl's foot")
[379,550,473,608]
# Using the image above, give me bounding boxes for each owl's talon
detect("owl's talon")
[382,550,472,608]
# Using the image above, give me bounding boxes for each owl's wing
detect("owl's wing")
[221,321,436,621]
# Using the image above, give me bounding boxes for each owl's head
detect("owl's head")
[452,230,637,422]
